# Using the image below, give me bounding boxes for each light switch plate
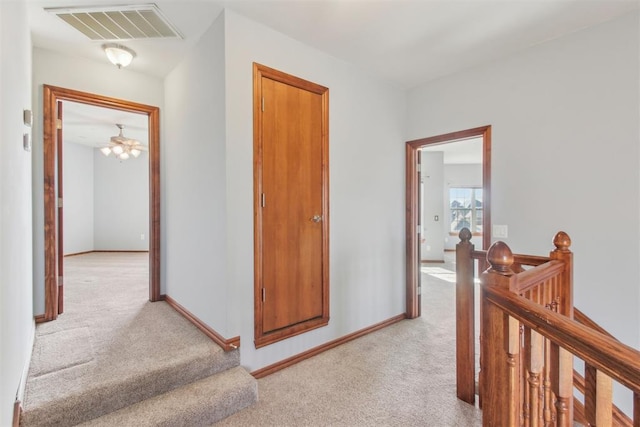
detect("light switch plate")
[23,109,32,127]
[493,225,508,238]
[23,133,31,152]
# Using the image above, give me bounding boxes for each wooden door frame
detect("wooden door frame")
[43,85,161,321]
[405,126,491,318]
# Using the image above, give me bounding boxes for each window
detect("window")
[449,187,483,233]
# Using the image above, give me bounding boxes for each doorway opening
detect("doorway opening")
[42,85,161,321]
[405,126,491,319]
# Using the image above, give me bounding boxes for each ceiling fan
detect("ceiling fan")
[99,124,147,160]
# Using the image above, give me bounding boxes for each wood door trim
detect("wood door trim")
[162,295,240,351]
[42,85,161,321]
[12,401,21,427]
[253,63,330,348]
[405,126,491,319]
[56,101,64,314]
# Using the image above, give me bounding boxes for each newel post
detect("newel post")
[456,228,476,404]
[550,231,573,318]
[549,232,574,426]
[480,241,519,426]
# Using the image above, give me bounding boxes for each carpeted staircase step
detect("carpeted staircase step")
[21,302,243,427]
[21,346,240,427]
[77,366,258,427]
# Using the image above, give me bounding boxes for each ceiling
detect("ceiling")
[62,101,148,148]
[422,137,482,165]
[28,0,638,148]
[28,0,639,89]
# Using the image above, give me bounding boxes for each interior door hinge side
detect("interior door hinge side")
[261,193,265,208]
[56,119,62,130]
[262,288,266,302]
[416,164,421,173]
[58,197,63,208]
[261,97,265,112]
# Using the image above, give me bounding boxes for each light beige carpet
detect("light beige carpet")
[217,253,482,426]
[22,252,243,426]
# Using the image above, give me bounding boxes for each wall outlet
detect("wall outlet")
[493,225,508,239]
[140,233,145,240]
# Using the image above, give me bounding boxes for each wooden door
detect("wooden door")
[254,63,329,348]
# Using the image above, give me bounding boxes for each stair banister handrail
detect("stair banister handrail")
[483,284,640,395]
[480,238,576,425]
[455,228,564,405]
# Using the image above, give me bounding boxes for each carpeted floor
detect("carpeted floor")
[216,252,482,426]
[25,251,482,426]
[22,252,242,426]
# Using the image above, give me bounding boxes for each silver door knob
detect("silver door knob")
[311,215,322,223]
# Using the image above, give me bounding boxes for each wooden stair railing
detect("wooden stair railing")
[573,308,635,426]
[455,229,640,426]
[481,260,640,425]
[456,228,567,405]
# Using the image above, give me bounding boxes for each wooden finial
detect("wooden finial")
[553,231,571,252]
[486,241,514,275]
[458,227,472,243]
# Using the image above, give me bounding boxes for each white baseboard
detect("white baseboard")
[15,319,35,403]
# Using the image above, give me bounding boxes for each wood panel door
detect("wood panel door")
[254,63,329,348]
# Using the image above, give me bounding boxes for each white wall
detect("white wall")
[0,1,34,425]
[226,10,406,370]
[63,141,94,254]
[164,9,407,371]
[443,164,482,250]
[164,11,230,332]
[421,151,445,260]
[408,7,640,355]
[94,150,149,250]
[32,48,164,315]
[63,142,148,254]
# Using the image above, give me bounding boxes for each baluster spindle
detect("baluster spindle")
[528,329,544,427]
[585,365,613,426]
[543,336,553,426]
[507,315,520,426]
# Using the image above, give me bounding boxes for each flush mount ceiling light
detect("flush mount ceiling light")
[100,124,147,160]
[103,43,136,68]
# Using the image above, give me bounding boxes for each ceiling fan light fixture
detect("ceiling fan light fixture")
[99,124,146,160]
[111,144,124,155]
[103,43,136,69]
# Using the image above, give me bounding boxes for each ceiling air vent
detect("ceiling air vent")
[45,4,183,41]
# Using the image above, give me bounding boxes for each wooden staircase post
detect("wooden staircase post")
[480,241,517,426]
[549,231,573,318]
[456,227,476,404]
[549,231,574,425]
